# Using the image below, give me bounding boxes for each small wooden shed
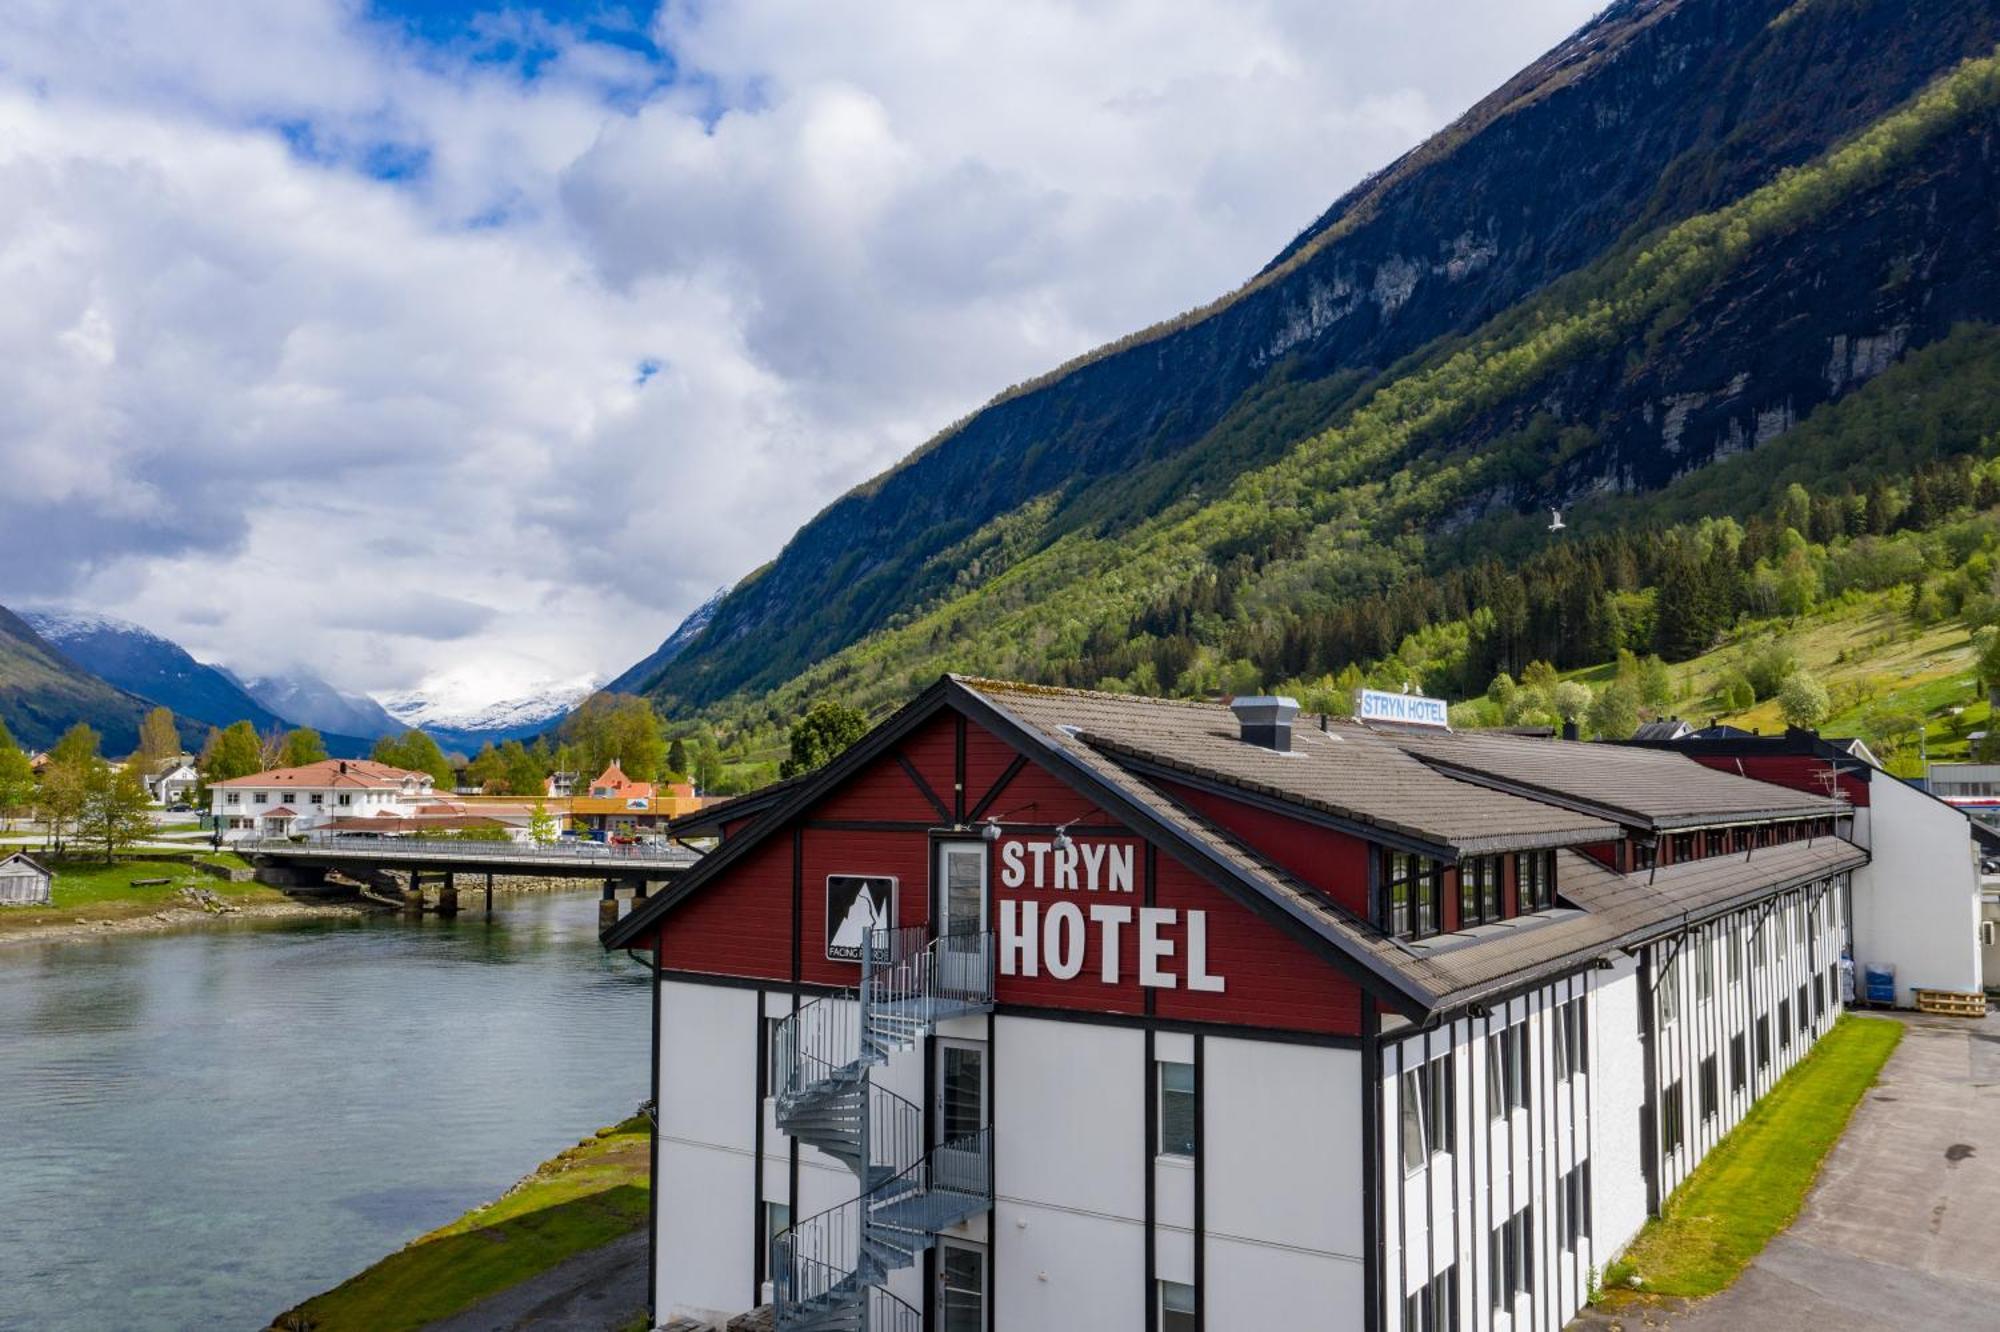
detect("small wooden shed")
[0,853,52,906]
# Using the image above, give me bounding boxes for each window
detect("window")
[1634,839,1656,871]
[1699,1055,1718,1121]
[1774,908,1790,964]
[1159,1280,1197,1332]
[1695,935,1714,1004]
[1797,984,1810,1036]
[764,1016,785,1095]
[1814,974,1827,1021]
[1705,828,1725,857]
[1157,1061,1195,1158]
[1460,856,1501,926]
[337,793,352,807]
[1662,1079,1685,1155]
[1727,931,1743,983]
[1487,1024,1530,1119]
[1401,1055,1454,1175]
[309,792,324,805]
[1756,1017,1772,1069]
[939,1043,986,1145]
[1516,850,1554,913]
[253,792,267,804]
[1752,928,1766,971]
[1490,1206,1534,1309]
[1672,832,1694,863]
[1730,1033,1747,1092]
[938,1241,986,1332]
[1403,1265,1459,1332]
[1555,998,1589,1081]
[1384,851,1444,941]
[1557,1161,1592,1251]
[1656,959,1680,1029]
[225,792,240,805]
[1778,999,1793,1050]
[761,1200,791,1281]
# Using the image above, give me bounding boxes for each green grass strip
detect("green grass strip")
[270,1117,652,1332]
[1605,1013,1903,1301]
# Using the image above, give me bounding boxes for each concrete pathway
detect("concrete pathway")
[1581,1011,2000,1330]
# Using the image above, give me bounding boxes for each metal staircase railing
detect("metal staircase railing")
[769,926,996,1331]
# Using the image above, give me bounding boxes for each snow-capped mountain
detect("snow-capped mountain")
[234,669,404,741]
[374,672,599,752]
[22,607,291,736]
[605,587,728,695]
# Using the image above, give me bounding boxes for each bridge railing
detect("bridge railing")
[235,835,700,867]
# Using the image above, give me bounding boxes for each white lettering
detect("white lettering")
[1185,910,1226,993]
[1026,841,1050,889]
[1054,845,1079,892]
[1079,842,1106,891]
[1108,845,1135,894]
[1000,840,1025,889]
[1090,905,1131,984]
[1000,899,1038,977]
[1044,902,1085,980]
[1139,907,1177,989]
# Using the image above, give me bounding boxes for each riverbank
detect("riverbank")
[268,1114,653,1332]
[0,854,386,947]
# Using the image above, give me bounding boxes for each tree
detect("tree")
[200,721,265,804]
[279,728,328,768]
[502,740,545,797]
[694,735,724,792]
[35,757,90,853]
[464,742,510,794]
[667,737,690,779]
[79,763,153,864]
[1777,670,1832,731]
[1551,680,1593,727]
[560,693,667,783]
[0,721,33,831]
[49,723,102,767]
[780,700,870,778]
[136,707,180,768]
[371,729,455,787]
[528,800,560,846]
[1586,680,1641,740]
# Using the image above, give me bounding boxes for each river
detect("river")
[0,890,652,1331]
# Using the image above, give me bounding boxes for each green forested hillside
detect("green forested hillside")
[653,47,2000,760]
[0,607,154,753]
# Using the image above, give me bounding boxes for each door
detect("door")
[934,842,989,998]
[933,1040,988,1194]
[936,1239,986,1332]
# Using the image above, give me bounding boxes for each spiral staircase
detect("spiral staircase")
[770,925,996,1332]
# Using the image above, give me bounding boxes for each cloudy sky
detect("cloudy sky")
[0,0,1607,713]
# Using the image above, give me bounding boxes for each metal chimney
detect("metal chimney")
[1231,696,1301,752]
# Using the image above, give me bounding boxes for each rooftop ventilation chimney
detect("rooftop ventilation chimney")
[1561,721,1580,742]
[338,761,348,775]
[1231,695,1300,752]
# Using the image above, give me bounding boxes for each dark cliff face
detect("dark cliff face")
[642,0,2000,712]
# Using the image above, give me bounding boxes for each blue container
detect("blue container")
[1864,965,1897,1004]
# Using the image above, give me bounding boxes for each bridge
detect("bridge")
[236,835,700,923]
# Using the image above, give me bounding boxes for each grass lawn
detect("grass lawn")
[270,1117,652,1332]
[0,854,275,936]
[1601,1014,1903,1305]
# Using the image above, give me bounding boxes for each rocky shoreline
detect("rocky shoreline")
[0,893,384,949]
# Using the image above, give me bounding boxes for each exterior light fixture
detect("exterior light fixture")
[981,818,1002,843]
[1052,821,1075,854]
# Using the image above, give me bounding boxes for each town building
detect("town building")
[1629,727,1984,1006]
[144,757,200,807]
[605,677,1865,1332]
[569,762,705,839]
[0,853,52,906]
[208,759,441,839]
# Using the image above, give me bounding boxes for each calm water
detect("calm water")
[0,891,651,1331]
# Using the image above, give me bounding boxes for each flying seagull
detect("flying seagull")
[1548,508,1566,533]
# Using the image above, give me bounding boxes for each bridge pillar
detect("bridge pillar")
[403,870,426,913]
[600,878,620,931]
[485,872,494,916]
[437,871,459,917]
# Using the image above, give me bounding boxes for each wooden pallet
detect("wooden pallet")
[1914,988,1988,1018]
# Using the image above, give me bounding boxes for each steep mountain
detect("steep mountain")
[235,669,404,742]
[639,0,2000,724]
[606,587,727,696]
[375,674,598,754]
[0,605,156,752]
[21,609,292,735]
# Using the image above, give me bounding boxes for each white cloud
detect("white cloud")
[0,0,1605,708]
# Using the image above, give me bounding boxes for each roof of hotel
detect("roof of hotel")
[211,759,431,790]
[1381,727,1843,829]
[607,675,1867,1018]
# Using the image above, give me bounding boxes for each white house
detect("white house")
[209,759,438,840]
[147,759,200,807]
[0,853,52,906]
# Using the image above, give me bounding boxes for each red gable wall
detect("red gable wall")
[651,703,1363,1037]
[1150,778,1372,918]
[1686,754,1869,807]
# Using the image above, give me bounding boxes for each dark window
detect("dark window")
[1160,1280,1196,1332]
[1461,856,1502,926]
[1672,832,1694,862]
[1384,851,1445,941]
[1555,998,1589,1080]
[1699,1055,1718,1121]
[1662,1079,1685,1155]
[1402,1265,1459,1332]
[1401,1054,1454,1174]
[1797,985,1810,1036]
[1634,838,1656,871]
[763,1016,784,1094]
[1730,1033,1746,1092]
[1705,829,1725,857]
[1778,1000,1793,1050]
[1516,850,1554,913]
[1656,959,1681,1028]
[1557,1161,1592,1251]
[1814,974,1827,1021]
[1756,1017,1772,1069]
[1490,1206,1535,1309]
[1488,1023,1530,1119]
[1158,1061,1195,1158]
